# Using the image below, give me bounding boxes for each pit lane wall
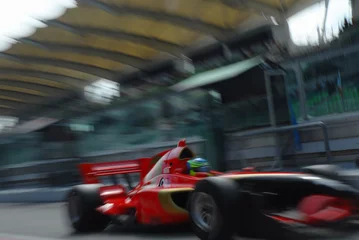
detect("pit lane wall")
[4,112,359,203]
[0,138,206,203]
[225,114,359,170]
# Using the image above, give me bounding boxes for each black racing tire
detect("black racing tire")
[67,184,111,233]
[188,177,239,240]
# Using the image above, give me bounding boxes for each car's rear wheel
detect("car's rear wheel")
[67,184,111,232]
[188,178,239,240]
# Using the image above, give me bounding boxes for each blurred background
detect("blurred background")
[0,0,357,202]
[1,1,359,240]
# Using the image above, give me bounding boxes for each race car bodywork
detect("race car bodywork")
[67,139,359,240]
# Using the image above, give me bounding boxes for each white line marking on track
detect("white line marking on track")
[0,233,61,240]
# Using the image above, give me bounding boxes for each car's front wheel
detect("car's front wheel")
[188,178,239,240]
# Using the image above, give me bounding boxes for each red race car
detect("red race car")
[67,139,359,240]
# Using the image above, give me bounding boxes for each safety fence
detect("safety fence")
[0,138,206,190]
[225,121,331,170]
[225,117,359,171]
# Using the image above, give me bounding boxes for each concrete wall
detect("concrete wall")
[225,113,359,170]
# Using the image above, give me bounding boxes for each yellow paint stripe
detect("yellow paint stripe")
[0,85,48,97]
[226,173,304,179]
[0,95,26,103]
[158,188,193,214]
[158,188,194,193]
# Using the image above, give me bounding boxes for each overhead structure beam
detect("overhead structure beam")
[0,68,89,88]
[79,0,230,39]
[0,94,28,103]
[0,100,28,109]
[47,20,184,54]
[0,53,115,80]
[0,80,69,95]
[0,84,48,97]
[0,75,69,89]
[222,0,284,19]
[0,95,38,104]
[0,91,44,104]
[19,38,148,69]
[279,0,288,12]
[286,0,323,17]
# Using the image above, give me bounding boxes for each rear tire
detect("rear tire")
[188,178,239,240]
[67,184,110,232]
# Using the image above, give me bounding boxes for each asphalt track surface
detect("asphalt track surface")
[0,203,200,240]
[1,203,359,240]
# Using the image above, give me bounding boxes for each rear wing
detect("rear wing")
[79,158,152,184]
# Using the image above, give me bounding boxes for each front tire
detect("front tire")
[67,184,111,232]
[188,178,239,240]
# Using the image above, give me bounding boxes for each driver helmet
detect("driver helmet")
[186,157,211,176]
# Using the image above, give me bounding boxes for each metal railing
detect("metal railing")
[0,158,82,189]
[227,121,332,169]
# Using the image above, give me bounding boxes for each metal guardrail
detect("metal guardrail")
[0,158,82,189]
[228,121,332,169]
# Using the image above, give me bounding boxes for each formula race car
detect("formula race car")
[66,139,359,240]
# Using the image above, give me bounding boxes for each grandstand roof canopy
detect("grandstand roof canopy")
[0,0,318,121]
